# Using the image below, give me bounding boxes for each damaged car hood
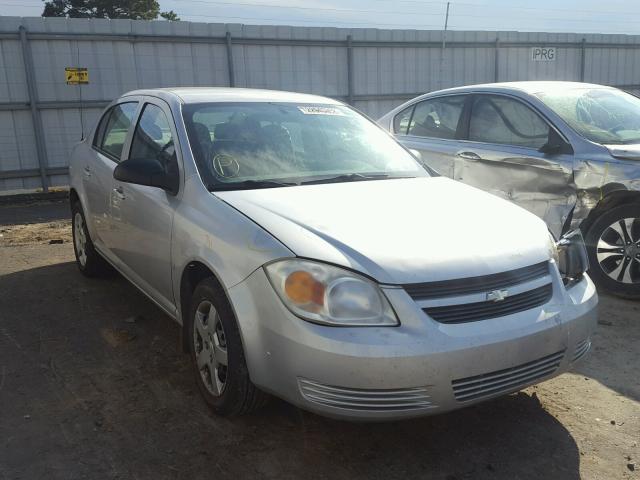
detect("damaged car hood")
[215,177,552,284]
[606,144,640,161]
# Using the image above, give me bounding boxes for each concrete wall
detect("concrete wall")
[1,16,640,192]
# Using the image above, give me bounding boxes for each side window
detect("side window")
[393,105,415,134]
[469,95,549,148]
[99,102,138,160]
[407,96,466,140]
[129,103,176,168]
[93,108,111,148]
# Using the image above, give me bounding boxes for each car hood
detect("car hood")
[606,144,640,160]
[215,177,552,285]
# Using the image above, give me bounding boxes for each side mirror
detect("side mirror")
[113,157,179,195]
[539,128,573,155]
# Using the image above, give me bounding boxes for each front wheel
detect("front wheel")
[187,278,268,416]
[584,204,640,299]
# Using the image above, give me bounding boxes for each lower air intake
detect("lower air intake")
[573,339,591,362]
[452,350,565,402]
[298,378,435,411]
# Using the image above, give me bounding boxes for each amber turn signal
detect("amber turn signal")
[284,270,325,306]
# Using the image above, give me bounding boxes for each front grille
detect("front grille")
[404,261,549,300]
[298,378,435,411]
[572,339,591,362]
[452,350,565,402]
[424,284,553,324]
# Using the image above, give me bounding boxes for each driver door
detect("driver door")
[107,98,182,314]
[453,94,576,238]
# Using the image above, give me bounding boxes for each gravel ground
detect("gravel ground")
[0,203,638,480]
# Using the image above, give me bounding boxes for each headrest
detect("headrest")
[192,122,212,144]
[214,122,240,140]
[145,122,163,141]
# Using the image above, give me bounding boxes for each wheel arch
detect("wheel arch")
[179,260,234,354]
[579,186,640,235]
[69,187,80,207]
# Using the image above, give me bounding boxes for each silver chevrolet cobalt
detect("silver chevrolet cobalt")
[69,88,597,420]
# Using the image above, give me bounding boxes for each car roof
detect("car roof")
[425,81,615,96]
[120,87,342,105]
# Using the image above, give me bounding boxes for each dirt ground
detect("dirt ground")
[0,202,638,480]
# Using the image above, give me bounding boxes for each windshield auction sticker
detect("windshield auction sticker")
[298,106,345,115]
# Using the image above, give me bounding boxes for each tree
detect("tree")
[160,10,180,21]
[42,0,180,21]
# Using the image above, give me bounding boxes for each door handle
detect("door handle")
[113,186,125,200]
[83,166,92,177]
[456,151,481,160]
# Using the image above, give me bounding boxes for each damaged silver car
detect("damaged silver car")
[379,82,640,298]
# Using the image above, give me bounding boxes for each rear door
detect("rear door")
[85,101,139,248]
[453,94,576,238]
[392,95,469,177]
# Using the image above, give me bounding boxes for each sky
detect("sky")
[1,0,639,35]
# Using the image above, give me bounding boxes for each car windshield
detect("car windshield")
[182,102,427,190]
[535,87,640,145]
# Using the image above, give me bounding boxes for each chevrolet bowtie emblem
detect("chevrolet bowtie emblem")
[486,289,509,302]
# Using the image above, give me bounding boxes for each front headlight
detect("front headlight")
[547,233,560,265]
[264,259,398,326]
[556,230,589,286]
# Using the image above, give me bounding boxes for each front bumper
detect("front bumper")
[228,266,598,420]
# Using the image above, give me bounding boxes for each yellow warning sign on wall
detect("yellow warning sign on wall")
[65,67,89,85]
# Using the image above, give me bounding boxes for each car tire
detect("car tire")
[187,278,269,416]
[584,204,640,299]
[71,200,113,277]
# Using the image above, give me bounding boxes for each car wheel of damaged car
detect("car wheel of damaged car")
[188,278,268,416]
[585,204,640,299]
[71,200,113,277]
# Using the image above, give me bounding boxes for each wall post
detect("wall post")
[347,35,354,105]
[19,25,49,192]
[494,37,500,82]
[580,38,586,82]
[225,31,235,87]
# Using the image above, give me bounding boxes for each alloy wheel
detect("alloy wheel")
[596,217,640,284]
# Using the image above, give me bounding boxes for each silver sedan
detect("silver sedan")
[69,88,597,420]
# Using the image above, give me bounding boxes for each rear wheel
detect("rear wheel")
[71,201,113,277]
[585,204,640,299]
[187,278,268,416]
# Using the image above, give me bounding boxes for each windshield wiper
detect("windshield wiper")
[300,173,395,185]
[209,179,298,191]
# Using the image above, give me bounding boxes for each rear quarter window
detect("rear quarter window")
[393,105,414,134]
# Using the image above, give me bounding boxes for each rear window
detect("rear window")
[406,96,466,140]
[94,102,138,160]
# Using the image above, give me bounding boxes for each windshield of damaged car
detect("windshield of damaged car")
[182,103,427,189]
[535,87,640,145]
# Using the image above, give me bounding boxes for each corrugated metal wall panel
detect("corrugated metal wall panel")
[0,110,35,170]
[1,17,640,192]
[0,39,27,102]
